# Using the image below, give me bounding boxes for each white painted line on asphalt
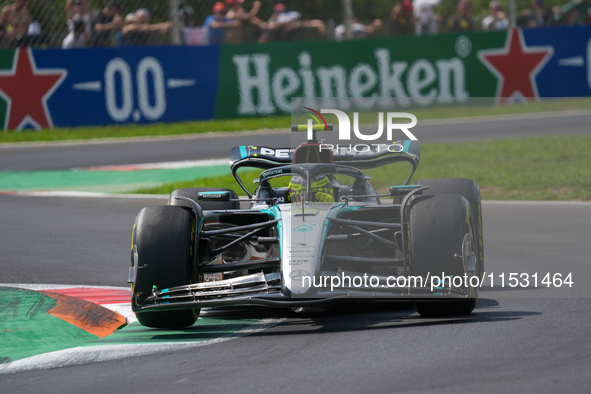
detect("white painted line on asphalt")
[418,109,591,126]
[0,128,284,149]
[0,191,169,198]
[0,283,285,374]
[74,158,227,171]
[104,303,136,324]
[0,317,283,374]
[483,200,591,206]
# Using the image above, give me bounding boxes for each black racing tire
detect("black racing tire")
[409,194,479,317]
[413,178,484,278]
[169,188,240,210]
[131,205,199,328]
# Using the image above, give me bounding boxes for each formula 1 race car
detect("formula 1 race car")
[129,130,484,328]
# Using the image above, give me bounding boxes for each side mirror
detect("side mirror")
[197,191,232,202]
[389,185,423,197]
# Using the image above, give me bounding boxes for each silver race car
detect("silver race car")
[129,130,483,328]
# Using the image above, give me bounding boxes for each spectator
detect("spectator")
[517,0,553,28]
[178,2,196,27]
[261,3,325,42]
[121,8,171,46]
[203,2,238,45]
[482,1,509,30]
[413,0,442,35]
[225,0,265,44]
[390,0,415,35]
[124,12,136,25]
[0,0,31,47]
[27,20,40,36]
[65,0,91,36]
[25,20,46,46]
[446,0,475,32]
[118,11,136,44]
[334,16,381,41]
[89,1,123,46]
[62,17,87,48]
[553,0,590,26]
[66,0,91,21]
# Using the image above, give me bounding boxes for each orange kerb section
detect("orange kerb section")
[42,292,126,338]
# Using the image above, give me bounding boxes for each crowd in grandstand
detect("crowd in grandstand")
[0,0,589,48]
[187,0,591,44]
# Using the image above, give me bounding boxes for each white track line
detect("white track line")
[74,158,227,171]
[482,200,591,206]
[0,191,169,198]
[0,128,283,149]
[0,283,283,374]
[0,318,283,374]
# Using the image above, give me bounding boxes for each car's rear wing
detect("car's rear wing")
[229,140,420,196]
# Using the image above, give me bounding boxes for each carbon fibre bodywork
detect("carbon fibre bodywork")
[130,140,482,318]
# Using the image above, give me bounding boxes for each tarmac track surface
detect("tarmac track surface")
[1,112,590,392]
[1,111,591,171]
[0,196,590,393]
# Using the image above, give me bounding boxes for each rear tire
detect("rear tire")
[169,187,239,210]
[132,206,198,328]
[409,194,479,317]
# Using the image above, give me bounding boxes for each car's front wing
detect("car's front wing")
[132,271,472,313]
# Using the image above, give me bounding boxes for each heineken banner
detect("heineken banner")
[215,25,591,118]
[0,45,221,130]
[0,26,590,130]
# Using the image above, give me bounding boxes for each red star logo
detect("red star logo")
[0,49,67,130]
[478,29,553,104]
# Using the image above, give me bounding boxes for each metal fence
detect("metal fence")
[0,0,584,49]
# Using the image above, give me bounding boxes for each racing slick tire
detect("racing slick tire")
[169,188,240,210]
[131,205,199,328]
[409,194,479,317]
[413,178,484,278]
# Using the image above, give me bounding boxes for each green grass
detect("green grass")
[133,135,591,201]
[1,97,590,144]
[0,116,291,144]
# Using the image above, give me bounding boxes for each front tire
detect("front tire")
[132,206,198,328]
[413,178,484,278]
[409,194,479,317]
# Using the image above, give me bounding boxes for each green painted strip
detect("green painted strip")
[0,287,97,364]
[0,286,261,364]
[88,317,259,346]
[0,165,229,192]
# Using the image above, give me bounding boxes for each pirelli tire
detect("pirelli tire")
[169,188,240,210]
[131,205,198,328]
[409,194,479,317]
[413,178,484,278]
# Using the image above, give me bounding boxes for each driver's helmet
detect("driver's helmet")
[290,144,335,202]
